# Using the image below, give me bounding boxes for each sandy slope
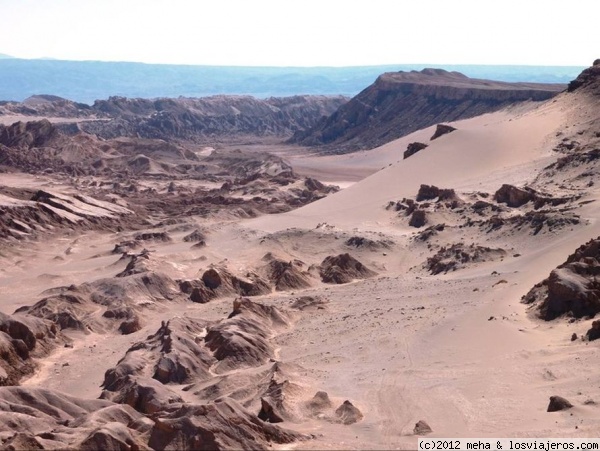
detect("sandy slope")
[3,88,600,449]
[248,101,565,232]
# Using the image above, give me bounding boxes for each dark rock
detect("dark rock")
[547,396,573,412]
[290,296,328,311]
[258,397,285,423]
[202,269,222,290]
[523,237,600,320]
[261,258,311,291]
[190,285,214,303]
[134,231,171,242]
[304,177,326,191]
[494,184,572,210]
[306,391,333,411]
[404,142,428,159]
[568,61,600,93]
[191,240,207,248]
[182,266,271,304]
[416,184,457,202]
[319,253,377,284]
[334,400,363,425]
[183,229,206,243]
[111,240,140,254]
[102,376,184,414]
[587,320,600,341]
[0,119,59,149]
[415,224,445,242]
[115,252,150,277]
[430,124,457,141]
[102,307,135,320]
[118,316,142,335]
[494,184,536,208]
[409,210,427,228]
[414,420,433,434]
[344,235,391,249]
[426,243,506,275]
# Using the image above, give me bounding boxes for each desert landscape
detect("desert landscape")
[1,58,600,450]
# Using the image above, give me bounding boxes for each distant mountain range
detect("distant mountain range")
[0,57,585,104]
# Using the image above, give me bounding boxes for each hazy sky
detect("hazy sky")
[1,0,596,67]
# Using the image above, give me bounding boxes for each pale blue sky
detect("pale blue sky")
[1,0,597,66]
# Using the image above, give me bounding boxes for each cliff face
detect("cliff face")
[568,59,600,95]
[0,94,348,143]
[291,68,565,153]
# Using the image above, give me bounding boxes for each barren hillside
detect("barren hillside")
[292,68,564,153]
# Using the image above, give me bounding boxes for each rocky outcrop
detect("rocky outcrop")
[102,316,215,396]
[134,231,171,242]
[290,296,329,311]
[587,320,600,341]
[568,59,600,94]
[344,235,392,250]
[0,312,62,385]
[147,398,306,450]
[75,95,348,142]
[259,256,312,291]
[205,298,291,373]
[182,229,206,244]
[1,95,95,118]
[1,93,347,142]
[17,252,183,334]
[547,396,573,412]
[0,119,59,149]
[0,127,339,223]
[0,385,304,450]
[475,210,580,236]
[0,187,134,245]
[291,68,563,153]
[409,209,428,228]
[404,142,428,159]
[319,253,377,284]
[0,121,110,175]
[494,184,537,207]
[416,184,458,202]
[180,266,271,304]
[493,184,573,209]
[334,400,364,425]
[97,298,309,448]
[0,387,150,450]
[426,243,507,275]
[414,420,433,434]
[522,237,600,320]
[305,391,333,413]
[430,124,456,140]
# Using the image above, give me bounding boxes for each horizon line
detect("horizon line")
[0,55,588,69]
